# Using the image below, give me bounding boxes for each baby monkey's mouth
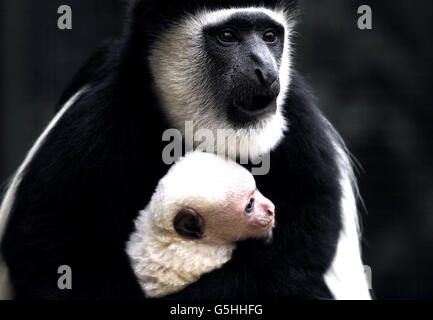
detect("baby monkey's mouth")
[251,215,275,230]
[255,219,274,227]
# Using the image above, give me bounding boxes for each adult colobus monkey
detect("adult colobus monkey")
[0,0,371,299]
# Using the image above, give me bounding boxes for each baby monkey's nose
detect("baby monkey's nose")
[263,201,275,217]
[255,189,275,218]
[267,208,275,217]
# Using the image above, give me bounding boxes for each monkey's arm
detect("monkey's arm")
[1,87,167,299]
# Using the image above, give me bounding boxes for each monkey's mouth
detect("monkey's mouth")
[233,95,277,116]
[252,218,275,229]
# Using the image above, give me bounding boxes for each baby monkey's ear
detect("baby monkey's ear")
[174,208,204,239]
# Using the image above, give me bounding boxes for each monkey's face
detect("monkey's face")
[149,7,295,157]
[161,152,274,243]
[171,167,275,243]
[225,187,276,241]
[173,187,275,243]
[202,11,283,126]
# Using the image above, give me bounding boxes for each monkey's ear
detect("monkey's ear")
[173,208,204,239]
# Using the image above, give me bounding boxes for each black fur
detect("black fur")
[2,0,342,300]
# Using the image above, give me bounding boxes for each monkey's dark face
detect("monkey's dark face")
[203,12,284,126]
[149,7,294,156]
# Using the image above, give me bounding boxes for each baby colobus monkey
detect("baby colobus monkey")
[126,152,275,298]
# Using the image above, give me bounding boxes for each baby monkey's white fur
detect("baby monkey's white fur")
[126,152,274,298]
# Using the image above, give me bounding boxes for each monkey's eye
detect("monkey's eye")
[263,29,278,43]
[244,197,255,214]
[217,30,239,44]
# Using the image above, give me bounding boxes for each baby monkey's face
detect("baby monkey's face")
[222,187,275,241]
[173,183,275,244]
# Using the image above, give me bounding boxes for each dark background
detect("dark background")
[1,1,432,299]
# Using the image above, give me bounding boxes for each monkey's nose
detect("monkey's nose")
[261,201,275,217]
[255,190,275,217]
[255,68,277,88]
[267,209,275,217]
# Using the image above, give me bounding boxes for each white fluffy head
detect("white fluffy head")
[148,151,256,235]
[149,6,296,157]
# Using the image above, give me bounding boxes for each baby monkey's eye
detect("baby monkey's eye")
[244,197,255,214]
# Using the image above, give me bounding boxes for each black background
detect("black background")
[1,1,432,299]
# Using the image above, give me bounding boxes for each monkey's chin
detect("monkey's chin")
[254,225,274,243]
[259,228,274,243]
